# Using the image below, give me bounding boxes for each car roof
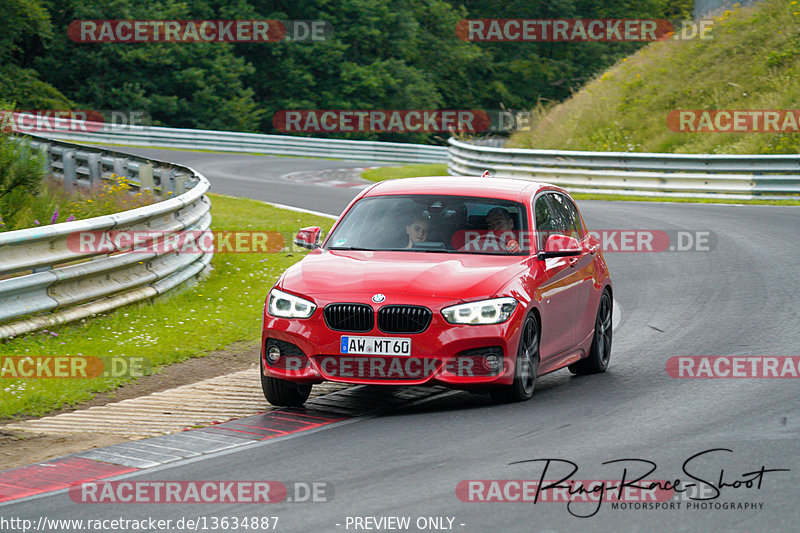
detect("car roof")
[362,176,561,202]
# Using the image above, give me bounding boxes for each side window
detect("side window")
[548,194,581,240]
[535,193,582,251]
[534,194,557,250]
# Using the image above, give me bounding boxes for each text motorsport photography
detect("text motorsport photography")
[457,449,789,518]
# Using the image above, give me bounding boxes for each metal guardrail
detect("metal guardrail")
[34,121,448,164]
[33,120,800,199]
[0,135,213,339]
[447,138,800,199]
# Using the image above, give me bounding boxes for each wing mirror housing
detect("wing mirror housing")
[294,226,322,250]
[537,234,582,260]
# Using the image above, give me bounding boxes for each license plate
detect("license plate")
[340,336,411,356]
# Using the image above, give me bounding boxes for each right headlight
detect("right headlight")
[441,297,518,325]
[268,288,316,319]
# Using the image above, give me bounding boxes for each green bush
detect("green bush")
[0,104,155,232]
[0,127,48,230]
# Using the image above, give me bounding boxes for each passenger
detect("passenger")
[405,215,430,248]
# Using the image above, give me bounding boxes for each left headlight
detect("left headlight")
[441,297,518,325]
[268,288,317,319]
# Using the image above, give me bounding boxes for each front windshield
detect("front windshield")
[325,194,529,255]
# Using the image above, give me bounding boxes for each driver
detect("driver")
[486,207,521,253]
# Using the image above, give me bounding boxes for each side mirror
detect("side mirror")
[537,234,581,260]
[294,226,322,250]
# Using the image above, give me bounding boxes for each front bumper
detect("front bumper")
[261,294,525,387]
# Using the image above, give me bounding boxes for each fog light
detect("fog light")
[266,345,282,364]
[484,354,502,372]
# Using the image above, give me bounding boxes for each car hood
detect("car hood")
[280,250,528,301]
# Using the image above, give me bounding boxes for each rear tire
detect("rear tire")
[261,361,312,407]
[490,314,539,403]
[569,290,612,375]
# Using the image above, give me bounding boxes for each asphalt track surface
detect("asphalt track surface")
[2,148,799,532]
[91,146,382,214]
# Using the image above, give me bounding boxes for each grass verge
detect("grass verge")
[0,193,333,419]
[361,164,447,182]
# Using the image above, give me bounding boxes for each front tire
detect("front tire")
[261,362,312,407]
[490,314,539,403]
[569,290,612,375]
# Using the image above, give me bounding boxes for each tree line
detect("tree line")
[1,0,692,144]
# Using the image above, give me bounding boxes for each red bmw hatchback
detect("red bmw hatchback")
[261,176,612,406]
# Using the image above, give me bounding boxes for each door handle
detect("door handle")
[568,257,579,267]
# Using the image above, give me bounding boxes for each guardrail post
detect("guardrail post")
[86,153,102,187]
[30,141,53,173]
[162,170,176,196]
[43,143,53,174]
[113,157,130,179]
[62,149,77,191]
[153,167,173,198]
[174,173,188,195]
[138,163,154,192]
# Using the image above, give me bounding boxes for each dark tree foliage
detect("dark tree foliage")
[1,0,693,142]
